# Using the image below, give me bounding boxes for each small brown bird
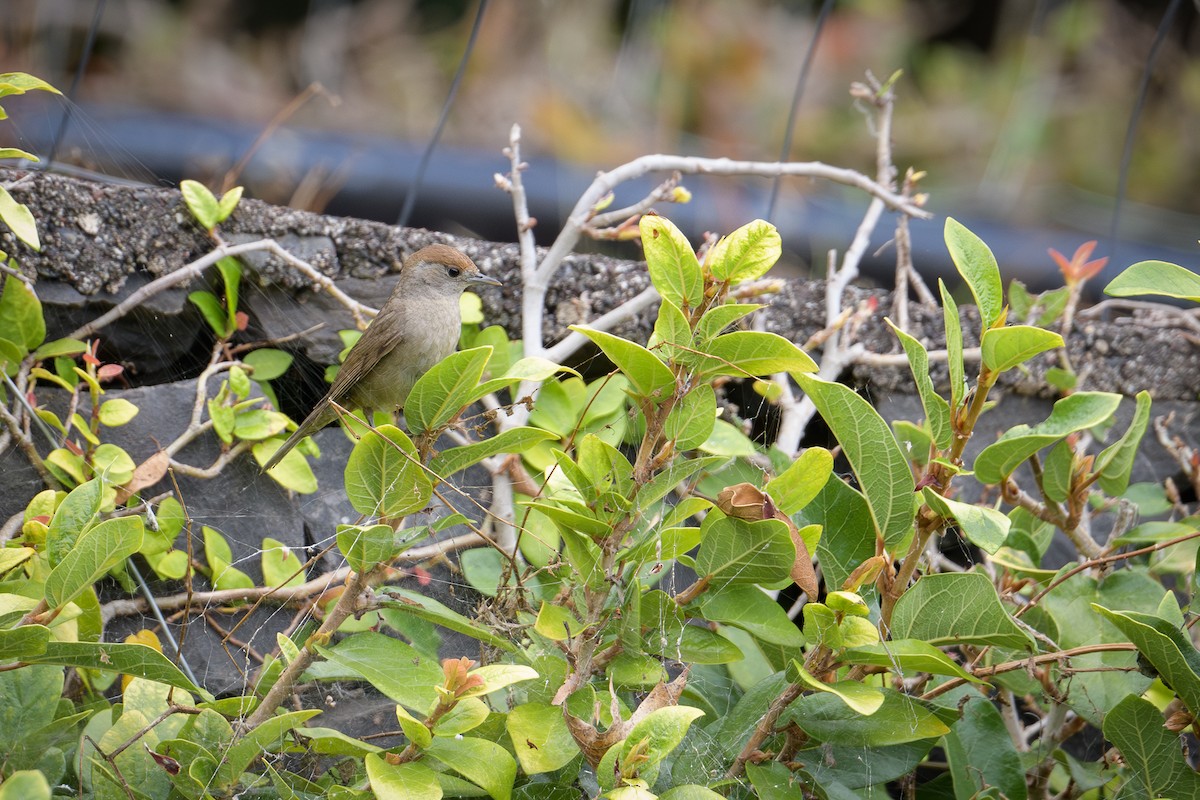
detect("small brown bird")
[262,244,501,471]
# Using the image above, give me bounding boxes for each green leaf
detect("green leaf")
[1093,604,1200,714]
[243,348,293,381]
[799,477,874,592]
[425,737,517,800]
[699,331,817,377]
[796,374,915,551]
[706,219,782,282]
[597,706,705,791]
[406,346,493,433]
[255,440,318,493]
[0,337,21,377]
[842,639,983,684]
[785,688,949,747]
[1095,390,1151,495]
[379,587,515,651]
[316,632,441,712]
[640,215,703,310]
[45,516,143,609]
[97,398,139,427]
[189,290,231,337]
[336,523,395,573]
[0,771,50,800]
[535,601,584,641]
[695,302,761,342]
[1042,439,1073,503]
[943,692,1029,800]
[46,478,103,567]
[467,356,577,406]
[0,147,40,161]
[216,185,244,223]
[202,526,255,591]
[980,325,1063,373]
[217,710,320,786]
[216,257,241,328]
[506,702,579,774]
[1105,259,1200,303]
[698,418,756,457]
[1103,695,1200,798]
[891,572,1035,650]
[261,537,305,588]
[569,325,674,400]
[973,392,1122,484]
[24,641,205,696]
[765,446,833,515]
[345,424,432,517]
[921,488,1010,554]
[91,443,135,484]
[886,321,952,449]
[939,280,965,410]
[0,187,39,250]
[652,296,692,361]
[366,754,442,800]
[694,515,795,588]
[787,660,884,715]
[181,179,220,230]
[700,585,804,647]
[664,384,717,450]
[0,624,49,660]
[429,427,557,477]
[233,408,288,440]
[0,274,45,351]
[944,218,1003,328]
[32,336,86,360]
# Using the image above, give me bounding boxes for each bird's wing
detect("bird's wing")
[325,312,409,402]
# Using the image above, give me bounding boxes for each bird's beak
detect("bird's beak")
[469,273,503,287]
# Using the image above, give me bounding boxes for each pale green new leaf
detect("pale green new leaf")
[842,640,983,684]
[366,755,442,800]
[921,488,1010,554]
[788,660,884,715]
[570,325,674,400]
[180,179,220,230]
[425,737,517,800]
[887,320,952,449]
[939,280,965,410]
[706,219,782,282]
[0,187,39,250]
[973,392,1122,484]
[640,215,703,310]
[765,446,833,516]
[980,325,1063,373]
[1094,391,1151,495]
[699,331,817,377]
[944,217,1003,328]
[506,702,579,774]
[663,384,716,450]
[0,274,45,351]
[1105,259,1200,304]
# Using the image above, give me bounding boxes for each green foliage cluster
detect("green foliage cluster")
[3,72,1200,799]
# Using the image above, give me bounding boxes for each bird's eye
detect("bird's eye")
[447,267,462,278]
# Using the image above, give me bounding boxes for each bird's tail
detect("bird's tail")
[260,403,334,472]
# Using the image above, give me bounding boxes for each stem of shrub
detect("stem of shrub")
[242,565,381,729]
